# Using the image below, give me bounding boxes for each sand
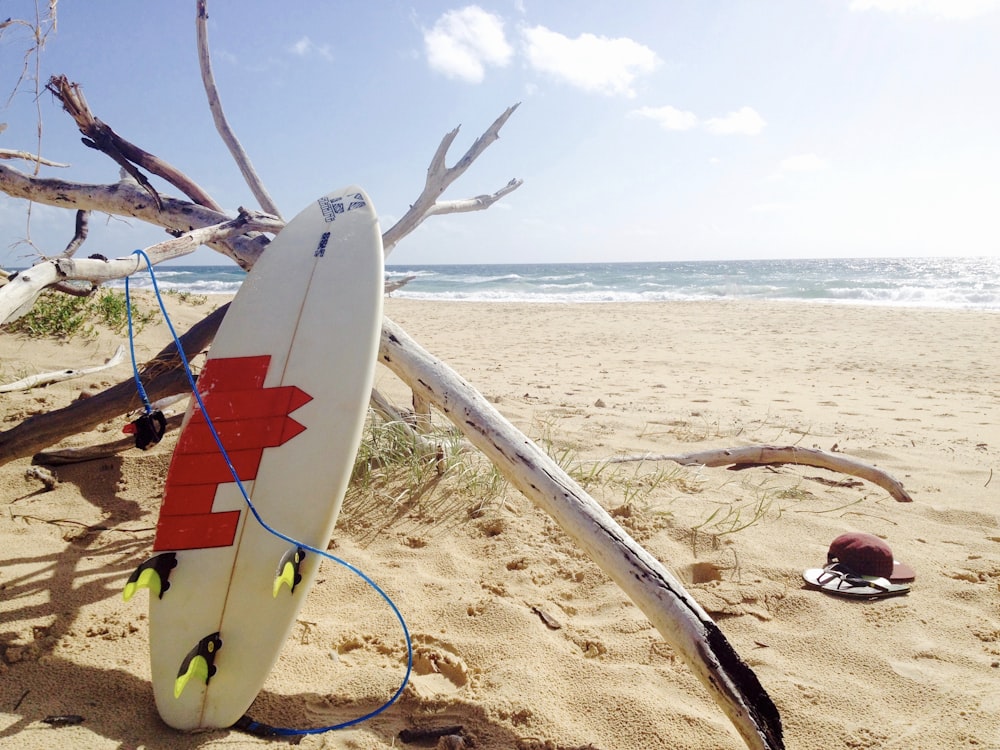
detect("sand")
[1,296,998,750]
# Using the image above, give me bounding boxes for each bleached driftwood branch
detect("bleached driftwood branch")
[0,149,68,167]
[0,162,271,268]
[0,211,282,325]
[382,104,524,255]
[47,75,223,212]
[0,99,522,273]
[378,317,783,750]
[384,275,416,294]
[609,446,913,503]
[0,344,125,393]
[195,0,282,219]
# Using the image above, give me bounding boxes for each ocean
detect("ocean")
[116,256,1000,310]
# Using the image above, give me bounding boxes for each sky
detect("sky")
[1,0,999,267]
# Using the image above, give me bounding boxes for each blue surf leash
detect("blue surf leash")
[125,249,412,736]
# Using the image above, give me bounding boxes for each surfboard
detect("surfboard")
[124,186,384,730]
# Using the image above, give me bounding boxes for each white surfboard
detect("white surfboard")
[125,187,383,730]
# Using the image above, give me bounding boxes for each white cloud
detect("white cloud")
[704,106,766,135]
[779,153,830,172]
[424,6,513,83]
[632,104,767,136]
[630,105,699,131]
[289,36,332,61]
[849,0,1000,20]
[522,26,660,97]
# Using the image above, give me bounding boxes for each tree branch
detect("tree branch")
[608,445,913,503]
[58,209,89,257]
[46,75,224,211]
[0,345,125,393]
[422,178,523,220]
[382,105,522,255]
[0,161,272,268]
[0,303,786,748]
[377,317,783,750]
[195,0,282,219]
[0,148,68,167]
[0,211,281,324]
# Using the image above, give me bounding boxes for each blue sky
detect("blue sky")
[1,0,999,267]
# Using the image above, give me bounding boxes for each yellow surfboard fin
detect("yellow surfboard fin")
[123,552,178,601]
[174,632,222,699]
[272,546,306,598]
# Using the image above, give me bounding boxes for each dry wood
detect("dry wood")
[0,13,788,742]
[608,446,913,502]
[382,105,524,255]
[58,210,90,258]
[24,465,58,490]
[33,413,185,466]
[378,317,783,750]
[384,274,416,294]
[0,212,281,325]
[0,149,68,167]
[195,0,282,219]
[47,75,223,211]
[0,162,272,268]
[0,344,125,393]
[0,303,227,464]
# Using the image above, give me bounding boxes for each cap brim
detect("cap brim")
[890,560,916,583]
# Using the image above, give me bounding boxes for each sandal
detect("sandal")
[802,562,910,600]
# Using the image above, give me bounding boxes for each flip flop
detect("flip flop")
[802,563,910,600]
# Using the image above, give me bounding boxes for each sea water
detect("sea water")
[114,257,1000,310]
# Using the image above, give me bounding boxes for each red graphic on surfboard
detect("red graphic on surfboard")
[154,355,312,551]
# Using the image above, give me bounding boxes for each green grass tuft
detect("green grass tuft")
[4,288,158,339]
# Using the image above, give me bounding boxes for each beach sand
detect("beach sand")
[1,296,998,749]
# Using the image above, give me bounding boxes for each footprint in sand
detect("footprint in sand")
[409,634,470,697]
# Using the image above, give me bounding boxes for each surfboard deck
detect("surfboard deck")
[126,187,383,730]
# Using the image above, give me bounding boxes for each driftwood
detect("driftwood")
[0,304,228,463]
[0,344,126,393]
[33,413,186,466]
[384,274,416,294]
[610,445,913,503]
[0,149,68,168]
[0,213,280,324]
[24,465,58,490]
[194,0,281,219]
[379,318,783,749]
[0,162,272,269]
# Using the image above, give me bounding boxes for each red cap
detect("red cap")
[827,532,916,583]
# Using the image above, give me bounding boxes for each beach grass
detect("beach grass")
[4,288,159,338]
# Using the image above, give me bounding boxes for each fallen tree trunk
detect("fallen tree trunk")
[0,304,228,464]
[378,317,784,750]
[609,445,913,503]
[33,413,186,465]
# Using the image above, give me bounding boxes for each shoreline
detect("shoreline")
[1,297,998,749]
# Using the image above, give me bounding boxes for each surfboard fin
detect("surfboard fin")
[273,546,307,597]
[174,632,222,699]
[123,552,178,601]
